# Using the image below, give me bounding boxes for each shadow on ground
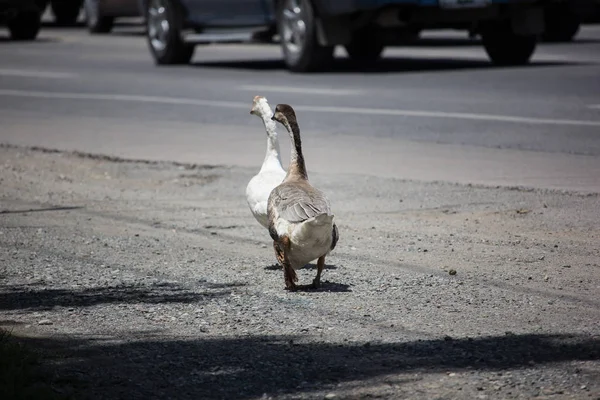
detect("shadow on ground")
[192,57,583,74]
[0,36,60,43]
[0,281,240,311]
[11,332,600,399]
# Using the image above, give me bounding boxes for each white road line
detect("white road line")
[0,69,76,79]
[239,84,360,96]
[1,89,600,128]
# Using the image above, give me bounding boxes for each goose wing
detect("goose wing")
[269,183,331,223]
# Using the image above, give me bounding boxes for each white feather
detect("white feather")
[275,211,335,269]
[246,97,286,229]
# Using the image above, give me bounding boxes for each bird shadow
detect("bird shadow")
[263,263,282,271]
[291,280,352,293]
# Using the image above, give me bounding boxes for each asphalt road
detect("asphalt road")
[1,23,600,192]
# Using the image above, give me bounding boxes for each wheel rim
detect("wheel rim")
[281,0,307,55]
[148,0,169,52]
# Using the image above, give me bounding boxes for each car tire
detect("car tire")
[277,0,334,72]
[51,0,83,26]
[84,0,114,33]
[8,11,41,40]
[345,29,384,62]
[146,0,194,65]
[542,4,580,42]
[481,22,537,66]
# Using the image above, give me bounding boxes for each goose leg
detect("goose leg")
[273,241,284,268]
[283,262,298,291]
[280,236,298,290]
[312,255,325,289]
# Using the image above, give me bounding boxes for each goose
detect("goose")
[268,104,339,290]
[246,96,286,230]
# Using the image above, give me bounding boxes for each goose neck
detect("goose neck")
[284,117,308,180]
[260,116,282,170]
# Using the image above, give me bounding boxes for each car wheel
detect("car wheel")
[146,0,194,65]
[481,22,537,66]
[51,0,83,26]
[277,0,334,72]
[345,29,384,62]
[8,11,41,40]
[84,0,114,33]
[542,4,580,42]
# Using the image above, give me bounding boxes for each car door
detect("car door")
[183,0,269,27]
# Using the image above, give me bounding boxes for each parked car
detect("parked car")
[35,0,82,25]
[0,0,41,40]
[542,0,597,42]
[142,0,560,72]
[83,0,143,33]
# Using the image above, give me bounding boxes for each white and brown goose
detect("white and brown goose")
[268,104,339,290]
[246,96,286,230]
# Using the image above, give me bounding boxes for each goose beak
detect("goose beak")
[270,114,276,121]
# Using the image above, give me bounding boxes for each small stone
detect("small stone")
[538,255,545,260]
[324,394,337,399]
[260,244,267,248]
[544,275,549,282]
[562,265,571,268]
[448,269,457,276]
[38,319,53,325]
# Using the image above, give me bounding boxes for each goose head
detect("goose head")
[271,104,297,130]
[250,95,273,118]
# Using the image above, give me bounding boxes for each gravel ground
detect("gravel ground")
[0,144,599,400]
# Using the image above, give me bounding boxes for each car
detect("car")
[35,0,83,26]
[542,0,597,42]
[143,0,552,73]
[83,0,143,34]
[0,0,41,40]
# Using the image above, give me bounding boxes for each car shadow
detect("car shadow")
[0,36,60,43]
[40,21,86,28]
[191,57,583,74]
